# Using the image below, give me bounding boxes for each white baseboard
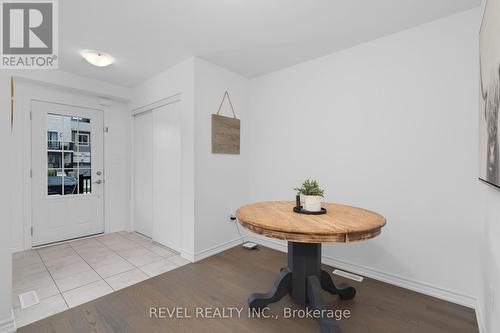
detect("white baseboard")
[108,225,126,233]
[0,310,16,333]
[475,300,486,333]
[11,243,25,253]
[244,235,477,309]
[179,249,195,262]
[245,234,286,251]
[322,255,476,308]
[193,237,244,262]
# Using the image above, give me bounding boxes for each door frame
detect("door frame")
[130,92,182,243]
[19,82,109,250]
[30,99,105,247]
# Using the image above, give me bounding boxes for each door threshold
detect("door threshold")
[33,232,104,249]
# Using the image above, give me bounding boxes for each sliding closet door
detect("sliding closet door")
[132,102,182,251]
[133,111,153,237]
[153,103,181,250]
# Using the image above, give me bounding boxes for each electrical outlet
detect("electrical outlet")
[229,209,237,222]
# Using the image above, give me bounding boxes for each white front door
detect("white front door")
[31,100,104,246]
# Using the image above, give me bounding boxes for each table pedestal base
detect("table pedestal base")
[248,242,356,333]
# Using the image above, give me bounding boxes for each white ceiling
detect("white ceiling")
[59,0,480,87]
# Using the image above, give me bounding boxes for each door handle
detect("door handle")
[93,179,102,184]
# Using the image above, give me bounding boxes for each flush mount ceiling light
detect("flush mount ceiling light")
[80,50,115,67]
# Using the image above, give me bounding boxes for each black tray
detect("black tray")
[293,206,327,215]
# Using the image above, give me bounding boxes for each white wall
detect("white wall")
[8,74,131,251]
[193,58,249,257]
[12,71,131,102]
[479,186,500,333]
[246,8,482,307]
[102,97,132,234]
[0,75,14,330]
[130,58,196,259]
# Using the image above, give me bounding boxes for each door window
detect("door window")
[46,114,92,195]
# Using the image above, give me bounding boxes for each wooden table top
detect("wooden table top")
[236,201,386,243]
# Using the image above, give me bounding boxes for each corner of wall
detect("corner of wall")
[191,58,250,256]
[0,310,16,333]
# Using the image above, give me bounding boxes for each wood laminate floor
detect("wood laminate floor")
[19,245,479,333]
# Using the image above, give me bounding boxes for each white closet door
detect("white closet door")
[132,102,182,251]
[153,103,181,250]
[133,111,153,237]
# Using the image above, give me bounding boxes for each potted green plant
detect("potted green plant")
[294,179,325,212]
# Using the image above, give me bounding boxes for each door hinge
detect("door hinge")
[104,126,109,133]
[30,169,32,178]
[30,111,32,120]
[30,226,33,236]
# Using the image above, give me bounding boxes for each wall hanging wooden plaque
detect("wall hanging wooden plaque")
[212,91,240,154]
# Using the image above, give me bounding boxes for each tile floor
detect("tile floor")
[12,231,190,328]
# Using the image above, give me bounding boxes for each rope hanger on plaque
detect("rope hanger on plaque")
[211,91,240,155]
[216,91,237,118]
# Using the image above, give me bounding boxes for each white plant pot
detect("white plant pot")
[304,195,322,212]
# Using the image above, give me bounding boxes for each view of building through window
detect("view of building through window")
[46,114,92,195]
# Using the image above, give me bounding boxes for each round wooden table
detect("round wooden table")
[236,201,386,333]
